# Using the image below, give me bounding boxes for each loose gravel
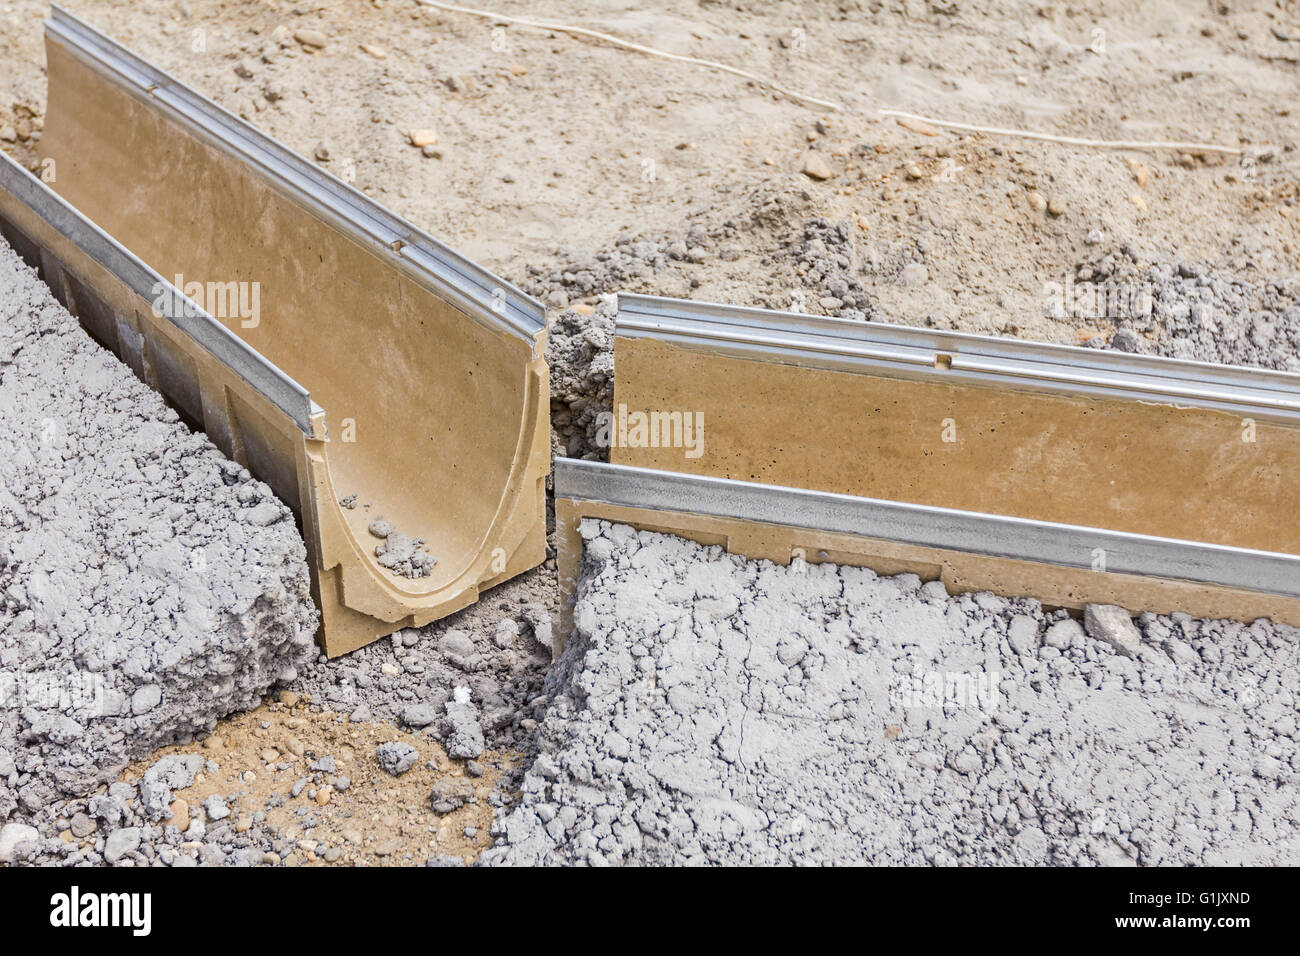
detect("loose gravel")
[483,520,1300,866]
[1072,248,1300,370]
[547,300,615,462]
[285,599,553,758]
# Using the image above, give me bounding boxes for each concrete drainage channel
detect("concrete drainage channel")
[2,7,1299,869]
[40,4,550,658]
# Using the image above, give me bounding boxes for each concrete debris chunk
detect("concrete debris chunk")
[311,755,337,774]
[1084,604,1142,657]
[1006,615,1039,655]
[437,629,476,669]
[0,823,39,863]
[430,777,475,815]
[1044,618,1084,650]
[139,754,204,820]
[401,703,438,728]
[131,685,162,715]
[88,794,125,828]
[376,742,419,776]
[103,826,141,864]
[443,687,486,759]
[375,531,437,578]
[203,795,231,821]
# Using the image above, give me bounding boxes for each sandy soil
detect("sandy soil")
[114,692,514,866]
[1,0,1296,341]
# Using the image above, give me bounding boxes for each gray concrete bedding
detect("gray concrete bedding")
[484,519,1300,866]
[0,238,318,823]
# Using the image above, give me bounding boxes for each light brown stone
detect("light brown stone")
[168,798,190,833]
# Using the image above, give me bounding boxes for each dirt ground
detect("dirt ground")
[112,693,513,866]
[2,0,1298,865]
[2,0,1297,341]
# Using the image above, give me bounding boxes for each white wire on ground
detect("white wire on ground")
[412,0,845,111]
[878,109,1243,156]
[416,1,1243,157]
